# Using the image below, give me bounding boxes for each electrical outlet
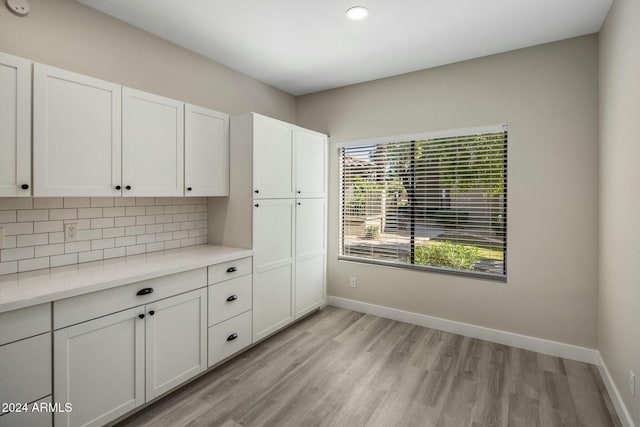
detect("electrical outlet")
[64,223,77,242]
[630,371,636,397]
[350,277,357,288]
[0,227,4,249]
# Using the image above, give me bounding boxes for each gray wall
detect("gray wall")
[599,0,640,423]
[0,0,296,122]
[297,35,600,348]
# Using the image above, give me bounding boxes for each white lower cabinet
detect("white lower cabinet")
[0,396,52,427]
[145,288,207,400]
[253,264,294,341]
[54,308,145,427]
[54,289,207,427]
[208,311,252,367]
[0,304,52,427]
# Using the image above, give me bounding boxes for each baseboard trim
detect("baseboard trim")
[327,296,598,364]
[597,352,636,427]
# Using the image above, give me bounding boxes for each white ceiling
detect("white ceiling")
[79,0,612,96]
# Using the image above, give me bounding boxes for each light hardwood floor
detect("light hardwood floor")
[117,306,621,427]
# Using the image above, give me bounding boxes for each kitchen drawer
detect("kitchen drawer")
[208,275,252,326]
[208,257,252,285]
[0,333,51,406]
[208,310,252,367]
[54,268,206,329]
[0,396,52,427]
[0,304,51,346]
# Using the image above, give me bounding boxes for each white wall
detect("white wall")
[599,0,640,423]
[297,35,600,348]
[0,0,295,122]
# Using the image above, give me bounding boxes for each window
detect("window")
[339,125,507,279]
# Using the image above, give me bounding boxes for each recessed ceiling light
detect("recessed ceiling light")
[345,6,369,21]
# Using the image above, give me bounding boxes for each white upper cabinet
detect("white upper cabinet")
[253,114,294,199]
[294,128,327,198]
[122,88,184,197]
[33,63,122,197]
[0,52,31,197]
[252,114,327,200]
[185,104,229,196]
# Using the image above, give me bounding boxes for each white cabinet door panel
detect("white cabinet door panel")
[145,288,206,401]
[295,198,326,259]
[295,254,325,318]
[122,88,184,197]
[253,114,294,199]
[295,198,326,318]
[253,199,294,272]
[0,333,51,405]
[0,396,52,427]
[33,64,122,197]
[185,104,229,196]
[253,264,294,342]
[54,308,145,427]
[0,52,31,197]
[295,128,327,198]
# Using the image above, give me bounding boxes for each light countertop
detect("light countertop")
[0,245,253,314]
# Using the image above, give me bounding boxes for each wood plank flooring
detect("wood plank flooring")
[117,307,621,427]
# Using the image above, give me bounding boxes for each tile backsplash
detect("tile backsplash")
[0,197,208,276]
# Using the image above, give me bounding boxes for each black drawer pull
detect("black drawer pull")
[149,310,155,316]
[226,295,238,302]
[136,288,154,296]
[226,267,237,273]
[138,314,145,319]
[227,333,238,341]
[21,184,29,190]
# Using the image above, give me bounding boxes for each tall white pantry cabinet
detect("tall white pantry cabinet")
[210,113,327,342]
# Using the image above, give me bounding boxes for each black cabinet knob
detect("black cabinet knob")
[227,333,238,341]
[297,202,301,205]
[254,204,259,208]
[138,314,145,319]
[149,310,155,316]
[226,295,238,302]
[187,187,192,191]
[136,287,154,296]
[125,185,132,190]
[115,185,121,190]
[297,190,301,194]
[21,184,29,190]
[254,190,259,194]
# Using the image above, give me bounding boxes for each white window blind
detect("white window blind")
[339,126,507,279]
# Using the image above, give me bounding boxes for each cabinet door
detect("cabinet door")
[0,333,51,407]
[295,128,327,198]
[295,198,326,317]
[253,114,294,199]
[185,104,229,196]
[0,53,31,197]
[122,88,184,197]
[0,396,52,427]
[54,308,145,427]
[253,199,295,341]
[33,64,122,197]
[145,288,207,401]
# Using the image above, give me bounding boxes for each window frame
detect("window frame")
[337,124,508,282]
